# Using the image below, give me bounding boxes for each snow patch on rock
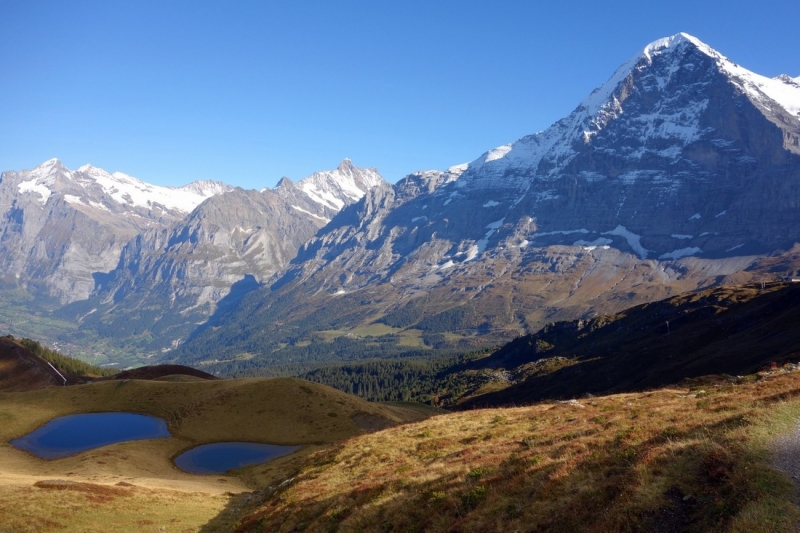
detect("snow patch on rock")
[659,247,702,260]
[464,218,505,263]
[574,238,613,247]
[603,225,649,259]
[484,144,513,163]
[18,179,54,204]
[290,204,330,222]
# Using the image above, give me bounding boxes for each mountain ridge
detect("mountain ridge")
[174,32,800,368]
[57,159,388,353]
[0,159,232,302]
[457,282,800,408]
[2,33,799,366]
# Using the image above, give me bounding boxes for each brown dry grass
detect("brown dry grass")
[238,371,800,532]
[0,480,236,532]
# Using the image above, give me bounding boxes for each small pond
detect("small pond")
[10,412,171,459]
[174,442,300,474]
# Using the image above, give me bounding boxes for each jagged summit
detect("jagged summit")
[337,158,355,170]
[631,33,800,119]
[293,159,385,211]
[578,32,710,116]
[641,32,708,58]
[36,157,62,168]
[177,179,232,197]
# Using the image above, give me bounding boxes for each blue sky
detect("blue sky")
[2,0,799,189]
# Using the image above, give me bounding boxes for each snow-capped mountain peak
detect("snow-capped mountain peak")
[177,179,234,197]
[16,159,72,204]
[295,159,385,211]
[577,33,724,123]
[457,32,800,193]
[637,33,800,119]
[14,160,232,213]
[641,32,710,60]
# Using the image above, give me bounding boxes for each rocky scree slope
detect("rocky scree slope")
[176,33,800,366]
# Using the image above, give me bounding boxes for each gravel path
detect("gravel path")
[771,424,800,531]
[772,424,800,491]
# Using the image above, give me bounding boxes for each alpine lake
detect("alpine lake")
[11,412,297,473]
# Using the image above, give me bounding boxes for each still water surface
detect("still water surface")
[10,412,171,459]
[174,442,299,474]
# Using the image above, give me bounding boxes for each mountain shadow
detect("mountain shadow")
[183,274,262,345]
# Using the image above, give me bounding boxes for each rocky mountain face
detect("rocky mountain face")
[175,33,800,369]
[0,158,231,302]
[59,160,386,352]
